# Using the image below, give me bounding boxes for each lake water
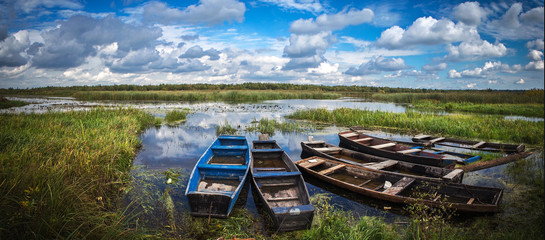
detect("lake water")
[2,96,541,230]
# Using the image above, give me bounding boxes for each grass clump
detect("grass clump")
[247,118,315,135]
[287,108,544,145]
[164,110,188,124]
[216,121,239,135]
[0,97,28,109]
[0,108,157,239]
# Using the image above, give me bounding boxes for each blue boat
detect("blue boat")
[185,135,251,218]
[250,139,314,231]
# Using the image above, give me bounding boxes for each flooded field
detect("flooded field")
[2,96,542,231]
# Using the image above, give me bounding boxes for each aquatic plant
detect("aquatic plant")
[216,121,239,135]
[247,118,315,135]
[164,110,189,123]
[409,100,544,118]
[0,97,28,109]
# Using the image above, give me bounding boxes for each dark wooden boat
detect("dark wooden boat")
[296,156,503,213]
[250,140,314,231]
[412,134,525,153]
[339,131,471,167]
[301,140,464,183]
[185,135,251,218]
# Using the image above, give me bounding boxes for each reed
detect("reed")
[287,108,544,145]
[371,90,544,104]
[0,108,158,239]
[164,110,188,123]
[73,90,341,102]
[0,97,28,109]
[409,100,544,118]
[247,118,315,135]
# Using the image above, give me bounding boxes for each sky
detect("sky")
[0,0,543,89]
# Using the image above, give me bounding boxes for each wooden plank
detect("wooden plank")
[370,142,396,149]
[255,167,286,171]
[267,196,299,201]
[397,148,422,154]
[467,198,475,205]
[357,179,372,187]
[354,137,373,143]
[429,137,445,143]
[318,164,346,175]
[314,147,343,152]
[382,177,415,195]
[442,169,464,181]
[472,141,486,149]
[366,160,398,170]
[413,134,430,140]
[299,158,326,168]
[260,182,296,187]
[340,132,359,138]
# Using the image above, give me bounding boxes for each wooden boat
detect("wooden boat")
[338,131,480,167]
[296,156,503,213]
[301,140,464,183]
[412,134,525,153]
[185,135,251,218]
[250,140,314,231]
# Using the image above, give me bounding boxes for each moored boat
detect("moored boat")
[251,140,314,231]
[412,134,525,153]
[301,140,464,183]
[185,135,251,218]
[338,130,474,167]
[296,156,503,213]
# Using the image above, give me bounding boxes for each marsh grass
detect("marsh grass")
[287,108,544,145]
[73,90,341,102]
[409,100,544,118]
[0,108,157,239]
[371,90,544,104]
[164,110,189,124]
[0,97,28,109]
[247,118,316,135]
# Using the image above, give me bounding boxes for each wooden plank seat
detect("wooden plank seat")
[255,167,287,171]
[340,132,359,138]
[370,142,396,149]
[429,137,445,143]
[382,177,415,195]
[299,158,326,168]
[318,164,346,175]
[442,169,464,181]
[472,141,486,149]
[413,134,430,140]
[314,147,343,152]
[366,160,398,170]
[260,182,296,187]
[397,148,422,154]
[357,179,372,187]
[267,196,299,201]
[354,137,373,143]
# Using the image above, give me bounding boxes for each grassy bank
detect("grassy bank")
[72,90,341,102]
[371,90,544,104]
[409,101,544,118]
[0,108,158,239]
[0,97,28,109]
[287,108,543,145]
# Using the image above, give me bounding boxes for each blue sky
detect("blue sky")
[0,0,543,89]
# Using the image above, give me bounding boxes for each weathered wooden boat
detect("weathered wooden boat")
[185,135,251,218]
[250,140,314,231]
[301,140,464,183]
[338,131,479,167]
[412,134,525,153]
[296,156,503,213]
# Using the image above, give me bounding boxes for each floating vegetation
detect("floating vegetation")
[165,110,189,124]
[287,108,544,145]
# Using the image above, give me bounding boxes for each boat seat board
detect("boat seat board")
[429,137,445,143]
[366,160,398,170]
[397,148,422,154]
[382,177,415,195]
[413,135,431,140]
[318,164,346,175]
[442,169,464,181]
[259,182,296,187]
[371,142,396,149]
[267,196,299,201]
[357,179,372,187]
[303,140,326,144]
[314,147,343,152]
[255,167,287,171]
[472,141,486,149]
[340,132,359,138]
[298,158,326,168]
[354,137,373,143]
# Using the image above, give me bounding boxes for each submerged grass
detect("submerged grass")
[409,100,544,118]
[0,108,158,239]
[73,90,341,102]
[287,108,544,145]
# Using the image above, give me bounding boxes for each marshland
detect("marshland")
[0,84,543,239]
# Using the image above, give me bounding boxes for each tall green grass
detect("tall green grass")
[409,100,544,118]
[371,90,544,104]
[287,108,544,145]
[164,110,188,123]
[73,90,341,102]
[0,108,158,239]
[0,97,28,109]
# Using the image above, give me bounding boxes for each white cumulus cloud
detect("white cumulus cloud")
[446,39,507,61]
[289,8,374,34]
[453,1,487,26]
